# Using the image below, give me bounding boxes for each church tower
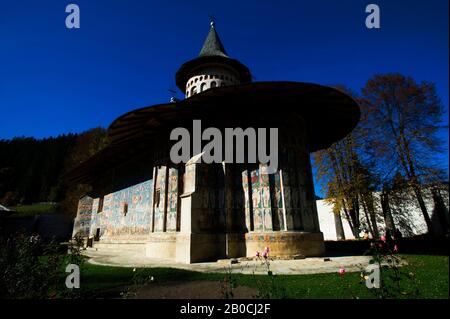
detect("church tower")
[175,21,252,98]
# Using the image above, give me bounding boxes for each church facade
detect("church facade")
[70,23,360,263]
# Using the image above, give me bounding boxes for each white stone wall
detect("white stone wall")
[316,199,355,240]
[316,187,449,240]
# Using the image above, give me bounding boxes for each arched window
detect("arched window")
[191,86,197,95]
[210,81,217,88]
[200,82,207,92]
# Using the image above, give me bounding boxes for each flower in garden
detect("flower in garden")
[380,235,386,242]
[264,246,270,253]
[133,268,136,272]
[393,244,399,253]
[262,250,268,259]
[256,251,260,257]
[339,267,346,276]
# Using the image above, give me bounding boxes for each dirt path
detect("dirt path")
[133,280,257,299]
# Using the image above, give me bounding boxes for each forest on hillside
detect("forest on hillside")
[0,128,108,215]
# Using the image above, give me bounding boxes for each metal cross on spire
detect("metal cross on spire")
[209,15,216,28]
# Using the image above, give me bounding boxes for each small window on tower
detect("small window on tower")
[210,81,217,88]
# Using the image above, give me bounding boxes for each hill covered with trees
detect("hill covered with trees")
[0,128,108,216]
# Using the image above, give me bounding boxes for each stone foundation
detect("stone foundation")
[142,231,324,263]
[244,231,325,257]
[88,231,324,264]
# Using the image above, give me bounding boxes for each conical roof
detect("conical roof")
[198,22,228,57]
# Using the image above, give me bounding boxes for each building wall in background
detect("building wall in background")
[317,187,449,240]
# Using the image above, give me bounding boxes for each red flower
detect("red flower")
[339,268,346,276]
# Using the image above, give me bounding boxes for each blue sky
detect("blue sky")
[0,0,448,194]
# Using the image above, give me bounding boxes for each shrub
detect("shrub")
[0,232,85,299]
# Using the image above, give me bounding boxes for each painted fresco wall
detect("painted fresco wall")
[270,172,285,230]
[239,124,318,234]
[91,179,153,238]
[72,196,93,237]
[151,166,180,233]
[166,167,179,231]
[153,167,167,232]
[193,164,226,232]
[85,166,183,239]
[242,165,285,232]
[251,167,271,231]
[89,198,100,237]
[79,156,320,241]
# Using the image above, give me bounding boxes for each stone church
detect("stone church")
[69,22,360,263]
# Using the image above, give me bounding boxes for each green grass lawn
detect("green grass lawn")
[10,202,57,216]
[76,254,448,299]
